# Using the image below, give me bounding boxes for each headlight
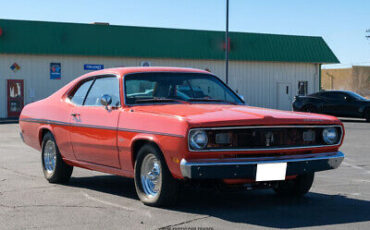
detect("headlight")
[322,127,338,145]
[189,130,208,150]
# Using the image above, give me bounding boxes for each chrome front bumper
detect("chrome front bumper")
[180,151,344,179]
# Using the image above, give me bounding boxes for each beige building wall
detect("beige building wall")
[322,66,370,98]
[0,54,319,118]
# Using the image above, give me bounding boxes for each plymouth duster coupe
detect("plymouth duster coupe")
[20,67,345,206]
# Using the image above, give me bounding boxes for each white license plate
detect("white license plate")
[256,162,287,182]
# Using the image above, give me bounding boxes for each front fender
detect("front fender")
[118,132,187,179]
[360,105,370,116]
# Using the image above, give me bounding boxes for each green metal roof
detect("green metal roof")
[0,19,339,63]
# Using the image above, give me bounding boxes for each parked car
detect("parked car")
[293,90,370,121]
[20,67,345,207]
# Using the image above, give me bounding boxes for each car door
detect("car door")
[342,93,363,117]
[69,75,121,168]
[319,92,332,115]
[321,92,350,117]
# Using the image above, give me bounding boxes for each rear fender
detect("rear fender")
[37,124,54,148]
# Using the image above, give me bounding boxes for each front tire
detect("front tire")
[134,144,179,207]
[41,132,73,183]
[365,109,370,122]
[273,173,314,196]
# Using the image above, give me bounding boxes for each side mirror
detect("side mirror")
[238,94,246,104]
[100,94,112,109]
[344,96,352,102]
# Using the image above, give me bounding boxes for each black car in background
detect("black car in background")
[293,90,370,121]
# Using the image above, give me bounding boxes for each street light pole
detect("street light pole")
[225,0,229,85]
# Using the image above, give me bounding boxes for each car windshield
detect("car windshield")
[346,91,368,101]
[124,72,244,105]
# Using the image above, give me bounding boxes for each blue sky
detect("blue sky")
[1,0,369,67]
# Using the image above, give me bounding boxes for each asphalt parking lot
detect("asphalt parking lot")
[1,120,370,230]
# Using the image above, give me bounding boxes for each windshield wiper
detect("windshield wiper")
[187,98,237,105]
[135,97,188,104]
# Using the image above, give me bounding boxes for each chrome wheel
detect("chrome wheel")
[140,153,162,197]
[43,140,57,173]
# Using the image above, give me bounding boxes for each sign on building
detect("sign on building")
[140,61,151,67]
[50,63,61,79]
[84,64,104,71]
[10,63,21,72]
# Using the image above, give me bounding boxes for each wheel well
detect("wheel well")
[363,107,370,116]
[131,139,161,168]
[39,128,51,146]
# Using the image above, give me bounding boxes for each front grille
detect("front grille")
[199,125,342,151]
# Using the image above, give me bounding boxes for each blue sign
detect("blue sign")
[84,64,104,71]
[50,63,61,79]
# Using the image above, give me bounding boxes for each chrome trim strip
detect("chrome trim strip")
[190,125,343,130]
[180,151,345,178]
[182,152,343,165]
[20,118,184,138]
[117,127,184,138]
[188,125,343,152]
[20,118,71,126]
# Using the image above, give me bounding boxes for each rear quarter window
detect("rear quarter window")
[70,80,93,105]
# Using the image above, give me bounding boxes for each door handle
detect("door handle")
[71,113,80,117]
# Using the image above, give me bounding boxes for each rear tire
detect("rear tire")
[273,173,314,196]
[41,132,73,183]
[134,144,179,207]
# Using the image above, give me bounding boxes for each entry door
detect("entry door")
[7,79,24,117]
[277,82,292,111]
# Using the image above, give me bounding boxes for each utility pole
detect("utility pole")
[225,0,229,85]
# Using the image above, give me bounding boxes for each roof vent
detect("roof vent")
[91,22,110,26]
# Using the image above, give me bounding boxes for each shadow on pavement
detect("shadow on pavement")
[174,188,370,228]
[68,175,137,200]
[65,175,370,228]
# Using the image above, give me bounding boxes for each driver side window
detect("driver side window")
[84,77,120,107]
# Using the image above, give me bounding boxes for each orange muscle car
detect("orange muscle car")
[20,67,345,206]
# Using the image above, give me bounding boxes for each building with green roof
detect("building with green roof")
[0,19,339,118]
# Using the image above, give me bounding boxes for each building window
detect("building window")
[298,81,308,95]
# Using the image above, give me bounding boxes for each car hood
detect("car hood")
[133,104,340,127]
